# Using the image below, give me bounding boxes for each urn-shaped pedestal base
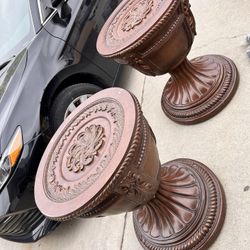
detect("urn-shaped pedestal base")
[133,159,226,250]
[161,55,239,124]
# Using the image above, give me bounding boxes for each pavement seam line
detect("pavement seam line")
[141,76,146,106]
[120,212,128,250]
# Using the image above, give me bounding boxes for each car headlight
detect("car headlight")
[0,127,23,189]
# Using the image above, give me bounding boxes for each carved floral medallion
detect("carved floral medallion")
[66,125,105,173]
[121,0,154,32]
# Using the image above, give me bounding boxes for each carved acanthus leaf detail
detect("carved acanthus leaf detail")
[182,0,196,35]
[118,172,153,202]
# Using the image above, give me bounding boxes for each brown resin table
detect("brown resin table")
[97,0,239,125]
[35,88,226,249]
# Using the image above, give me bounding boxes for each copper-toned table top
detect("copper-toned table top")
[97,0,178,57]
[35,88,139,219]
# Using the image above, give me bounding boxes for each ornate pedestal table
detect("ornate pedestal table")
[96,0,239,124]
[35,88,226,249]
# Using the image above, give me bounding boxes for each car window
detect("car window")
[0,0,34,61]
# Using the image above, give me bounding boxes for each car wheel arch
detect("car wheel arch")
[40,72,105,135]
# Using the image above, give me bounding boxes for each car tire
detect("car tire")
[49,83,102,135]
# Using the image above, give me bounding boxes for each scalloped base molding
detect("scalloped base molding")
[161,55,239,124]
[133,159,226,250]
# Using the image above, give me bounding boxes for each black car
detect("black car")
[0,0,121,242]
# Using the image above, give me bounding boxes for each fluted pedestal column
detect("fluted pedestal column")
[96,0,239,124]
[162,55,238,124]
[134,159,225,250]
[35,88,226,249]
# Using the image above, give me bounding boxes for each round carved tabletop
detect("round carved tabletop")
[35,88,160,220]
[97,0,182,58]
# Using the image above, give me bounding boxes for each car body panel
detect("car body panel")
[29,0,43,33]
[0,50,28,152]
[43,0,120,78]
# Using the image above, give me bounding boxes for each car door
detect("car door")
[37,0,120,81]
